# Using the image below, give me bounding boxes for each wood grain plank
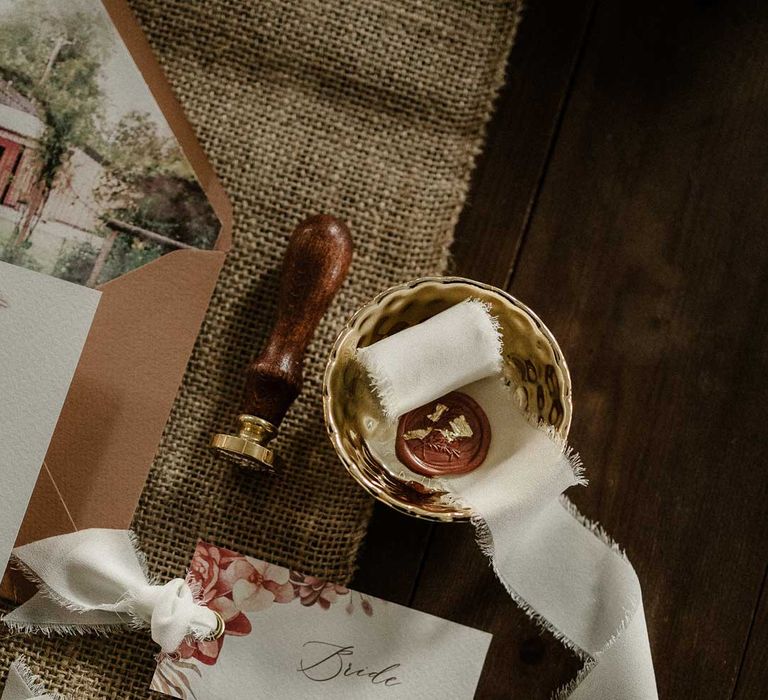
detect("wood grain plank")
[353,0,597,608]
[448,0,596,286]
[733,567,768,699]
[415,0,768,697]
[351,505,433,604]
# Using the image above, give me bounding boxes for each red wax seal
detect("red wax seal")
[395,391,491,477]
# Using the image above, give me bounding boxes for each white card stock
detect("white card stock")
[0,261,99,574]
[151,543,491,700]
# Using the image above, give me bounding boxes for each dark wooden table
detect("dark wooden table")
[352,0,768,697]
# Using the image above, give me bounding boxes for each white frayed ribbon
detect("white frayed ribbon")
[2,529,218,655]
[357,299,503,419]
[442,377,657,699]
[2,657,63,700]
[357,299,659,699]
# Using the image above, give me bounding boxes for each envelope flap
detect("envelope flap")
[16,249,225,541]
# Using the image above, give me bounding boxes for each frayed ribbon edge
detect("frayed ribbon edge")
[3,531,213,646]
[8,656,67,700]
[466,497,641,700]
[434,386,641,700]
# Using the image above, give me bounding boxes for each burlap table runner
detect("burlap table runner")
[0,0,521,695]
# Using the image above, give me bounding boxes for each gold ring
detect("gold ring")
[209,610,226,640]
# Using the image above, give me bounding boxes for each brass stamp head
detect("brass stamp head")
[209,414,278,471]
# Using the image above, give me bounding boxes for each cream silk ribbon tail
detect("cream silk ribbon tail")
[2,658,61,700]
[2,528,218,654]
[443,378,658,699]
[474,493,656,699]
[357,300,658,699]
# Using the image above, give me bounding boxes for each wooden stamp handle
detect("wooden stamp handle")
[241,214,353,427]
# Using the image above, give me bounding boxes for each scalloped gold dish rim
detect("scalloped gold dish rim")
[323,276,572,522]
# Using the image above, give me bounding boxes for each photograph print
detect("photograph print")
[0,0,221,287]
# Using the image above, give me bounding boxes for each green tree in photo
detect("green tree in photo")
[51,239,98,285]
[0,0,111,243]
[0,0,220,286]
[88,111,219,285]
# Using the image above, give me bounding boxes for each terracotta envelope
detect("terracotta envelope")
[1,0,232,600]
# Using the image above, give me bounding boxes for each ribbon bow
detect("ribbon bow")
[2,529,221,654]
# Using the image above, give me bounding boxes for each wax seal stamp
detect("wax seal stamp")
[210,214,353,471]
[395,391,491,477]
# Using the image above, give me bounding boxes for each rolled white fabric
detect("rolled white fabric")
[356,298,502,419]
[2,529,218,655]
[359,301,658,699]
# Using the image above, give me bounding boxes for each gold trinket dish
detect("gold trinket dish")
[323,277,572,522]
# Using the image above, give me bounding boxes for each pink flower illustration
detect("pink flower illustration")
[291,573,349,609]
[221,557,295,612]
[189,542,226,603]
[179,543,255,665]
[175,604,251,666]
[163,542,364,674]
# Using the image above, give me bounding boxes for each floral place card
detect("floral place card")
[0,261,99,574]
[151,542,492,699]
